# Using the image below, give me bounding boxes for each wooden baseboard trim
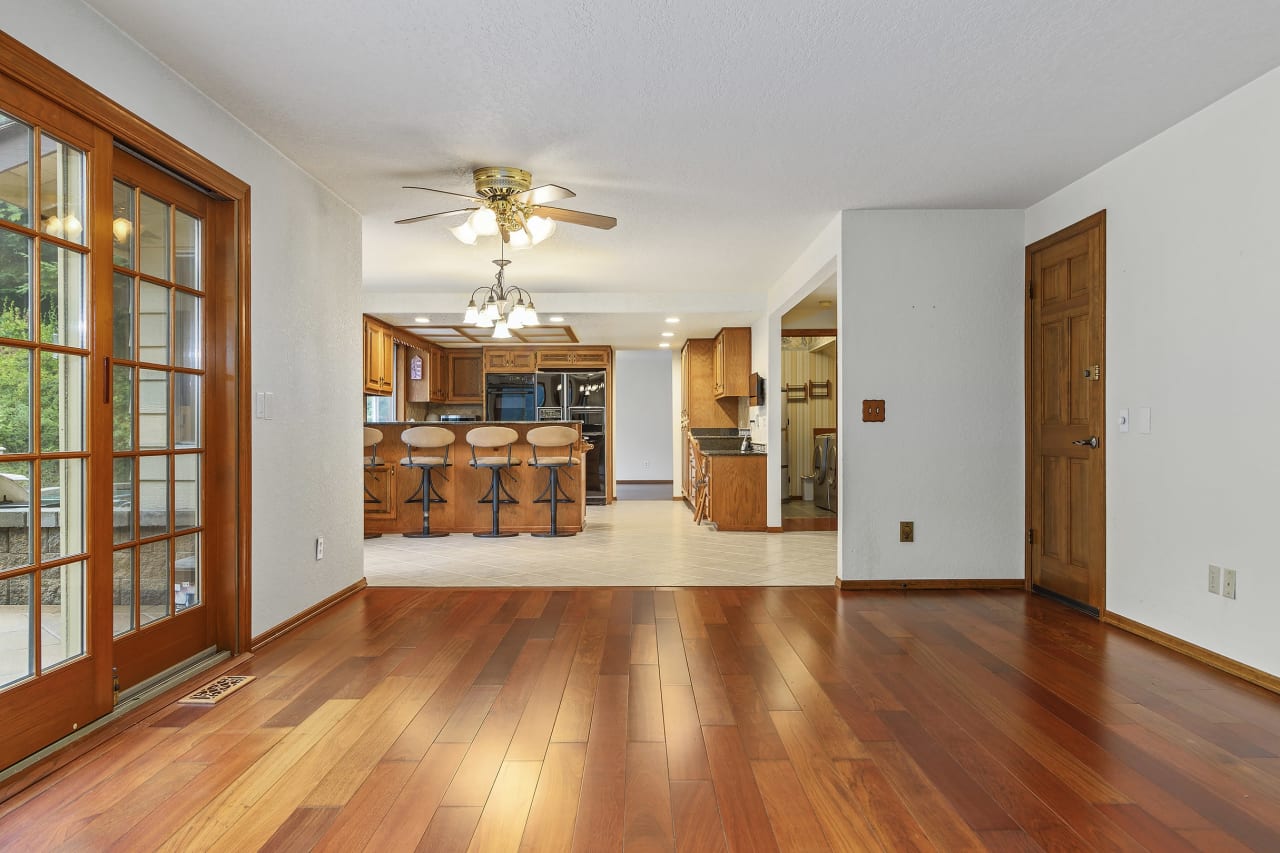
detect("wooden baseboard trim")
[836,578,1026,591]
[0,652,249,806]
[767,526,784,533]
[617,479,674,485]
[673,496,685,501]
[250,578,367,651]
[1102,610,1280,696]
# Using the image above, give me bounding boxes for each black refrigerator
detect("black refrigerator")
[535,370,606,505]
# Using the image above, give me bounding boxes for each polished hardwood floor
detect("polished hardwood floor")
[2,587,1279,851]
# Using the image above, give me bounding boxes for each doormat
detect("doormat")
[177,674,256,705]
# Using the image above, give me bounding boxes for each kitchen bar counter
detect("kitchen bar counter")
[364,421,587,535]
[688,435,767,531]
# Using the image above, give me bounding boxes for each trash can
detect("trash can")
[801,475,815,502]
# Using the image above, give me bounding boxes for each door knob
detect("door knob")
[1072,436,1099,448]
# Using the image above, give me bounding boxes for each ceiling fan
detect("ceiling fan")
[395,166,617,248]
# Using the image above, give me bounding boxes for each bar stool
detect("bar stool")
[466,426,521,538]
[526,425,580,538]
[363,427,384,539]
[400,426,454,538]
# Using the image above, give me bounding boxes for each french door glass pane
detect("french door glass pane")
[39,351,86,453]
[138,281,169,365]
[38,134,85,247]
[0,113,33,228]
[174,532,199,611]
[112,548,134,636]
[112,273,134,359]
[0,345,31,453]
[112,365,134,451]
[112,181,134,269]
[0,461,33,570]
[0,230,32,341]
[0,573,33,687]
[113,457,134,544]
[174,210,200,289]
[138,455,169,535]
[39,458,85,560]
[138,539,169,626]
[39,243,86,348]
[173,291,201,368]
[137,368,169,450]
[174,373,201,448]
[138,193,169,280]
[174,453,200,531]
[40,562,85,669]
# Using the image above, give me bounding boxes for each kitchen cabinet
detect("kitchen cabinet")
[447,349,483,402]
[713,327,751,398]
[689,439,766,531]
[429,345,448,402]
[680,339,737,434]
[536,348,610,370]
[483,348,537,372]
[363,317,394,396]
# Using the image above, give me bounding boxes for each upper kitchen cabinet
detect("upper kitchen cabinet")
[681,338,738,429]
[713,327,751,398]
[429,346,448,402]
[483,348,537,373]
[536,348,611,370]
[447,349,484,402]
[363,316,394,396]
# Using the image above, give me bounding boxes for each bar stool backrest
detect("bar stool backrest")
[526,426,579,465]
[466,426,519,465]
[402,425,455,464]
[364,427,384,464]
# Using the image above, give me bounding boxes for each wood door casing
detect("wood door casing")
[1026,211,1106,613]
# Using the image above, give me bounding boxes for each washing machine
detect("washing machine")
[813,434,837,513]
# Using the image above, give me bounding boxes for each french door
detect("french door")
[0,54,243,770]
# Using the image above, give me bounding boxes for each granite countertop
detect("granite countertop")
[693,436,767,456]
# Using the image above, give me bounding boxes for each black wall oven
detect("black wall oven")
[485,373,536,421]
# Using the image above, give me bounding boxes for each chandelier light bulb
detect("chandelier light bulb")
[63,215,83,238]
[469,207,499,236]
[493,318,512,339]
[526,215,556,245]
[44,216,64,237]
[112,216,133,244]
[476,313,494,328]
[523,301,539,327]
[449,220,478,244]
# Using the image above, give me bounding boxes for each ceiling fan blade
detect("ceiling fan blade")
[403,185,484,202]
[515,184,576,205]
[394,207,476,225]
[532,206,617,230]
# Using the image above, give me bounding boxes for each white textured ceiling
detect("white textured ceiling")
[83,0,1280,348]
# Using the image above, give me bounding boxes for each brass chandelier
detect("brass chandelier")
[463,243,539,339]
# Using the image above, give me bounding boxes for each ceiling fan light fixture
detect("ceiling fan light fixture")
[449,220,478,244]
[526,215,556,245]
[507,227,532,250]
[469,206,499,236]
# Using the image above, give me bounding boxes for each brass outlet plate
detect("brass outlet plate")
[900,521,914,542]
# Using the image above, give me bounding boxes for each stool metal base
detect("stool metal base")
[473,531,519,538]
[364,532,382,539]
[404,531,449,538]
[530,530,576,538]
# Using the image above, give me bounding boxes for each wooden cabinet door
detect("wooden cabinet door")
[448,350,483,402]
[535,348,610,370]
[380,329,394,393]
[363,321,382,395]
[713,327,751,398]
[484,348,536,372]
[430,346,448,402]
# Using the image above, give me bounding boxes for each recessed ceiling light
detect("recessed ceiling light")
[659,342,670,348]
[549,316,565,323]
[665,317,679,323]
[414,316,430,323]
[661,332,674,337]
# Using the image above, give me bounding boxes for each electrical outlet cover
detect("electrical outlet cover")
[899,521,914,543]
[1223,568,1237,600]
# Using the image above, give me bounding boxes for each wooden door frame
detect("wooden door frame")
[1,31,253,655]
[1024,210,1106,609]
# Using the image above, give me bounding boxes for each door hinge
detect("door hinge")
[1027,528,1034,545]
[1027,280,1034,299]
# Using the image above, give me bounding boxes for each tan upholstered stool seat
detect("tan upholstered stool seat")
[399,455,446,467]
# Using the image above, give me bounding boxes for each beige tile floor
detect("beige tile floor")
[364,499,836,587]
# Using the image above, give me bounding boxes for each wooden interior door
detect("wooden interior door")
[1026,212,1106,613]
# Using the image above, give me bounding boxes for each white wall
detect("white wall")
[840,210,1024,582]
[1026,66,1280,677]
[7,1,365,636]
[613,350,674,481]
